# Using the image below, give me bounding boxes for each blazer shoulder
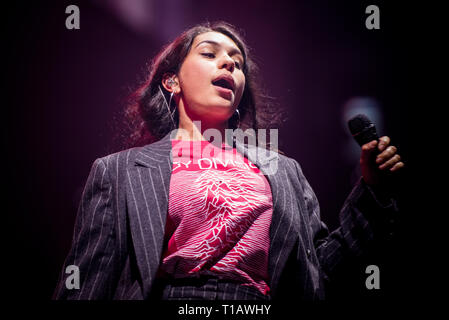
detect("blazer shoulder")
[274,153,310,183]
[95,146,144,176]
[273,152,301,170]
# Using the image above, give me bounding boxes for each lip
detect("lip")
[213,85,234,99]
[212,74,236,93]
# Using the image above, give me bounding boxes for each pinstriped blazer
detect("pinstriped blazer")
[53,131,398,300]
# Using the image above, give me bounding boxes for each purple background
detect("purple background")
[4,0,414,300]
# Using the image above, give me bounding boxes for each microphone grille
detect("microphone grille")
[348,114,373,136]
[347,114,379,146]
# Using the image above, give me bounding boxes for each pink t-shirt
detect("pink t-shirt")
[159,139,273,295]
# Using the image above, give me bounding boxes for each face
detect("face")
[175,31,246,125]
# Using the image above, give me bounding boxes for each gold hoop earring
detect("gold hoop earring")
[234,109,240,128]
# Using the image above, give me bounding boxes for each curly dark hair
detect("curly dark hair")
[118,21,286,150]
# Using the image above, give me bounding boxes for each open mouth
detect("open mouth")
[212,77,235,92]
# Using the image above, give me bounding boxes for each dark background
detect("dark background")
[3,0,420,302]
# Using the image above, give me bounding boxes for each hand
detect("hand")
[360,136,405,186]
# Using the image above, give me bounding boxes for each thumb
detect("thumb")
[360,140,378,165]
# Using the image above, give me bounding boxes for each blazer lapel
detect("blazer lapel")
[126,133,173,297]
[235,141,300,292]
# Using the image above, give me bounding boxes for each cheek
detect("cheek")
[236,75,246,101]
[180,59,211,93]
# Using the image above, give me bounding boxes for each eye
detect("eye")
[234,61,241,69]
[201,52,215,58]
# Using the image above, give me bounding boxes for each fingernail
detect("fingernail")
[376,157,382,164]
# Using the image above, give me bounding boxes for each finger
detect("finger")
[376,145,397,164]
[378,136,391,152]
[390,161,405,172]
[379,154,401,170]
[361,140,378,164]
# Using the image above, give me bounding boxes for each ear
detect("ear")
[161,73,180,93]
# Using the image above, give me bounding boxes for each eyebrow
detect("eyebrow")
[195,40,244,59]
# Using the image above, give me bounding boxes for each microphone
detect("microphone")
[348,114,399,198]
[347,114,379,146]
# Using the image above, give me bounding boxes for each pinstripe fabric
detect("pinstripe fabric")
[160,277,271,300]
[53,132,398,300]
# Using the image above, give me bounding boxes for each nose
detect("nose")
[218,54,235,72]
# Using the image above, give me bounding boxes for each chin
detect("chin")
[216,98,235,110]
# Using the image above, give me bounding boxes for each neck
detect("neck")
[175,94,234,143]
[174,99,230,142]
[175,116,229,142]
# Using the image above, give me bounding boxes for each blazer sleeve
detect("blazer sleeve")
[53,157,118,300]
[291,158,399,283]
